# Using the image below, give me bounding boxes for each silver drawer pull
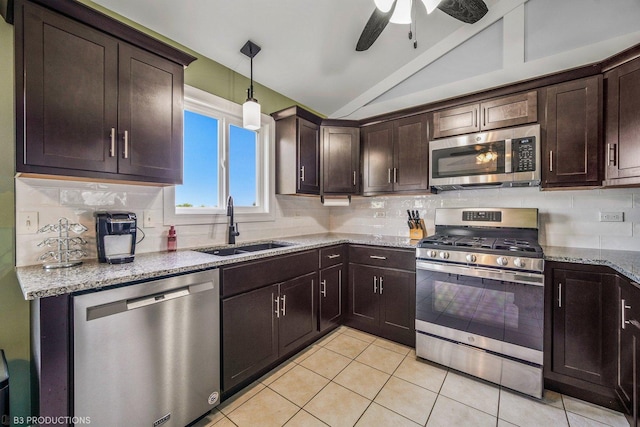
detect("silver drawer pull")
[373,276,377,293]
[281,295,286,316]
[109,128,116,157]
[622,299,631,329]
[327,254,341,259]
[369,255,387,260]
[123,130,129,159]
[379,276,383,294]
[274,294,280,318]
[321,280,327,297]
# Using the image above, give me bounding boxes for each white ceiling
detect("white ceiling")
[91,0,640,120]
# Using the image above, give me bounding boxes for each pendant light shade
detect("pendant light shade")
[421,0,442,13]
[242,98,261,130]
[374,0,395,12]
[390,0,412,24]
[240,40,262,130]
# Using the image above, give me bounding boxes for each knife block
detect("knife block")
[409,219,426,240]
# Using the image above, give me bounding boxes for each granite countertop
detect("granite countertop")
[543,246,640,284]
[16,233,417,299]
[17,234,640,300]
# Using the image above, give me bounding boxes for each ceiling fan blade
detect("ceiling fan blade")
[356,0,397,52]
[437,0,488,24]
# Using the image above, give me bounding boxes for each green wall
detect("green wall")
[0,1,315,425]
[0,13,31,426]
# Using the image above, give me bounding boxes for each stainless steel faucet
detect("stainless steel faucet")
[226,196,240,244]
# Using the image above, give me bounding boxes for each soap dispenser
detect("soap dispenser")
[167,226,177,252]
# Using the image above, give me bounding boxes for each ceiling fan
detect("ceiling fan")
[356,0,488,51]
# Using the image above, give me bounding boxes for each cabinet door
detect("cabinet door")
[20,2,118,173]
[222,284,279,391]
[278,273,318,355]
[543,77,602,187]
[551,269,616,386]
[298,118,320,194]
[319,264,344,332]
[117,43,184,183]
[322,126,360,194]
[378,268,416,346]
[605,57,640,182]
[348,264,380,331]
[617,278,640,423]
[393,114,429,192]
[432,104,479,139]
[361,122,394,194]
[480,91,537,131]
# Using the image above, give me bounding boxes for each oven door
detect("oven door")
[416,260,544,365]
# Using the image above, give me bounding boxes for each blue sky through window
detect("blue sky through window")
[176,110,258,208]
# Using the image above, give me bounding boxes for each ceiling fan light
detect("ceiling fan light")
[390,0,412,24]
[242,98,261,130]
[421,0,442,14]
[374,0,395,13]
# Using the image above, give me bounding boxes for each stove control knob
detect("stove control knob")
[513,258,525,268]
[465,254,477,263]
[496,256,509,266]
[426,250,437,258]
[439,251,450,260]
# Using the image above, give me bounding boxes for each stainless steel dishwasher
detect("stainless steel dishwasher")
[73,269,220,427]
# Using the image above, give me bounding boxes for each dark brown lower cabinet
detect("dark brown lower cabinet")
[617,278,640,426]
[347,254,415,347]
[319,264,344,332]
[545,262,620,410]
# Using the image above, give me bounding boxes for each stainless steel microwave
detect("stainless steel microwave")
[429,124,540,191]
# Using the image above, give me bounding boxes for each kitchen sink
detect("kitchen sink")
[197,242,293,257]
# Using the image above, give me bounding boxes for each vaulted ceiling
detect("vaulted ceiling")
[92,0,640,120]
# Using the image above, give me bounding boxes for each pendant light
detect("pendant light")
[240,40,261,131]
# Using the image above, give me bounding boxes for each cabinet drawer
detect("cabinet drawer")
[221,250,318,297]
[349,245,415,271]
[320,245,346,269]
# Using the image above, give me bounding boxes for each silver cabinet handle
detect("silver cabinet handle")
[558,282,562,308]
[353,170,357,186]
[549,151,553,172]
[109,128,116,157]
[327,254,341,259]
[474,108,478,128]
[321,280,327,297]
[300,166,305,182]
[387,168,391,183]
[369,255,387,260]
[393,167,398,183]
[379,276,383,294]
[123,130,129,159]
[622,298,631,329]
[274,293,280,318]
[281,295,286,316]
[482,107,486,127]
[607,143,617,166]
[373,276,377,294]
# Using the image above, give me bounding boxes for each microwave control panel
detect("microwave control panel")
[512,137,536,172]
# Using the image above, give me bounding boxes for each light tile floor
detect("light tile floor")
[193,327,630,427]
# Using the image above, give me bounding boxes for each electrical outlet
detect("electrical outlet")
[374,211,386,218]
[17,211,39,234]
[143,210,157,228]
[599,212,624,222]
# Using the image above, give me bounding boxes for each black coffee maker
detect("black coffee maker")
[96,212,137,263]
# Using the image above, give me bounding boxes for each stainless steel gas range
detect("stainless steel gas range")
[415,207,544,398]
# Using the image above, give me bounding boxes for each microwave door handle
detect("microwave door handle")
[505,138,512,173]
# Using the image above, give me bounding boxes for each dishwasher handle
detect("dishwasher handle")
[86,281,214,321]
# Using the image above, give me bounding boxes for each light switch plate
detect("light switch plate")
[17,211,39,234]
[143,210,157,228]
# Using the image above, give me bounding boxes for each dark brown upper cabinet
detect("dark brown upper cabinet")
[542,76,603,188]
[14,0,195,184]
[361,114,428,195]
[604,56,640,187]
[321,126,360,194]
[274,106,322,195]
[432,91,537,139]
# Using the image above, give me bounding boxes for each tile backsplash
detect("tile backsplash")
[15,177,640,267]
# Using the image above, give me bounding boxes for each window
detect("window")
[164,86,274,225]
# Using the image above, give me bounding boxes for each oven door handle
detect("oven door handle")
[416,260,544,286]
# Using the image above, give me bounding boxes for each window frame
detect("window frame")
[163,85,275,226]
